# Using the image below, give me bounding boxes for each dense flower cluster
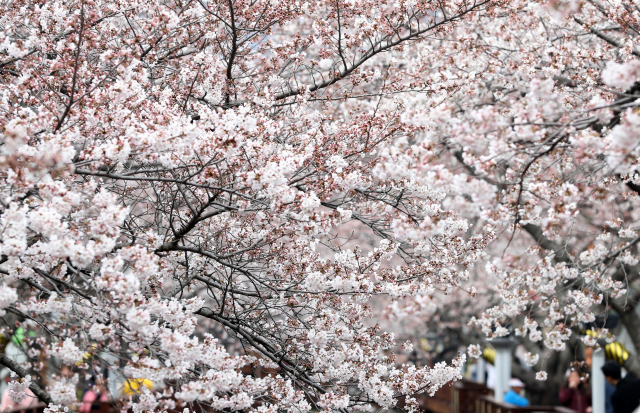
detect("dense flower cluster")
[7,373,31,404]
[384,0,640,387]
[0,0,496,410]
[3,0,640,409]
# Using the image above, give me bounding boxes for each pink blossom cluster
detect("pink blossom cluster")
[7,374,31,404]
[2,0,640,407]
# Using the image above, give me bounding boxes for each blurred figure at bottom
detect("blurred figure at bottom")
[80,377,108,413]
[602,361,640,413]
[560,370,592,413]
[504,378,529,407]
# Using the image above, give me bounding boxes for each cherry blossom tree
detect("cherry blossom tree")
[5,0,640,410]
[0,0,497,411]
[380,0,640,404]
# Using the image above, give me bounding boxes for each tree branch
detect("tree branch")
[0,355,53,405]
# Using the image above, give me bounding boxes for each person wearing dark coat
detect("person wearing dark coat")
[602,361,640,413]
[560,370,592,413]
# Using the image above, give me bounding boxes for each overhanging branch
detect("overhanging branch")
[0,355,53,405]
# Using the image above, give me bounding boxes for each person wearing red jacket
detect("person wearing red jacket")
[560,370,592,413]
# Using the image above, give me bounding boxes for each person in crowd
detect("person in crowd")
[504,378,529,407]
[80,377,108,413]
[560,370,592,413]
[602,361,640,413]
